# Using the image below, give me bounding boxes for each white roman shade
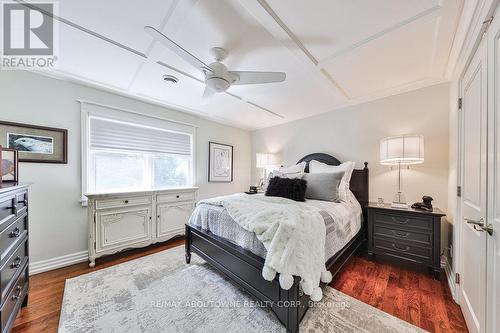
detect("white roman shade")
[90,117,192,155]
[380,135,424,165]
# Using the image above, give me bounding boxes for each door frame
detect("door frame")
[486,8,500,333]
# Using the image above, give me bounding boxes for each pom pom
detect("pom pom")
[301,280,314,295]
[310,287,323,302]
[262,266,276,281]
[279,274,294,290]
[320,270,333,284]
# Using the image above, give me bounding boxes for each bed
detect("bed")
[185,153,369,333]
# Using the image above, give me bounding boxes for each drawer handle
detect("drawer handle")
[391,243,410,252]
[391,217,409,225]
[176,195,180,199]
[11,256,22,269]
[7,205,19,215]
[392,230,410,238]
[9,227,21,238]
[124,200,129,204]
[11,286,22,301]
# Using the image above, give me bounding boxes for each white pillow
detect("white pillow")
[279,162,306,175]
[271,170,304,179]
[309,160,355,202]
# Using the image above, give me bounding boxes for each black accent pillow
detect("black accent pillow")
[265,177,307,202]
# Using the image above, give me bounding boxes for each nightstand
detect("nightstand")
[367,203,446,279]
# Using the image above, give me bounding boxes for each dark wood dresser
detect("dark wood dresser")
[367,203,445,279]
[0,184,29,333]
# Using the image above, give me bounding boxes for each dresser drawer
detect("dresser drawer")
[373,238,433,264]
[1,264,28,333]
[0,238,28,304]
[157,192,195,204]
[0,215,28,266]
[374,225,432,246]
[0,197,15,233]
[372,211,433,232]
[95,196,152,210]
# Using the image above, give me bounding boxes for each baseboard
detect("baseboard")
[442,257,457,301]
[29,250,88,275]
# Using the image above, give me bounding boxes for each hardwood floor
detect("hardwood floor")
[331,255,468,333]
[13,238,466,333]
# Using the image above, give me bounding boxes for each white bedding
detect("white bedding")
[188,192,362,301]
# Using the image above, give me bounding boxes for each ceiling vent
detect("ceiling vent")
[162,74,179,84]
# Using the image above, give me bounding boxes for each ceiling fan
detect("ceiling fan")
[144,26,286,104]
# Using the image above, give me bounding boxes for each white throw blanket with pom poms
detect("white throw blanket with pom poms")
[198,193,333,301]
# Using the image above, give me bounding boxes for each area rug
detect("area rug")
[59,246,425,333]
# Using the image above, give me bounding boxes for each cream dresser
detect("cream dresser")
[86,187,198,267]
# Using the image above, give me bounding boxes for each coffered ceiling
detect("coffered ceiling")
[21,0,463,130]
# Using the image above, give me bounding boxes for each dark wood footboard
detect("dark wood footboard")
[185,223,366,333]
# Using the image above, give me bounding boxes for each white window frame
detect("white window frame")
[80,100,196,206]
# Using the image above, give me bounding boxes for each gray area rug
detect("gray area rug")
[59,246,425,333]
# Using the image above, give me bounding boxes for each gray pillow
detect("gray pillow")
[303,171,344,202]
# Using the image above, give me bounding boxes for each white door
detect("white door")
[157,202,194,239]
[487,12,500,333]
[459,38,488,333]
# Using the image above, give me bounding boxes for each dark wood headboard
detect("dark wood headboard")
[297,153,369,212]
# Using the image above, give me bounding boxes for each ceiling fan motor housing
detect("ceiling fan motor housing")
[205,62,233,92]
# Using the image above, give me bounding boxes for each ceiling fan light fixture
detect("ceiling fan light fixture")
[206,77,231,92]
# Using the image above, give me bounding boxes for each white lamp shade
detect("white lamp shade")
[380,135,424,165]
[256,153,279,168]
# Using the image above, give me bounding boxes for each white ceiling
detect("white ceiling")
[25,0,463,130]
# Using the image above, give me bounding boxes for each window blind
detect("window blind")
[90,117,192,155]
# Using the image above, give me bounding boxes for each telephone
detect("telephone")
[411,196,433,212]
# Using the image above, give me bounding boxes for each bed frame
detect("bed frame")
[185,153,369,333]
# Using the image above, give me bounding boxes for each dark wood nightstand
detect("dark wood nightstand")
[367,203,446,279]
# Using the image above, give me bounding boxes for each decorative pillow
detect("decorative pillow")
[265,177,307,202]
[303,172,344,202]
[309,160,355,202]
[279,162,306,175]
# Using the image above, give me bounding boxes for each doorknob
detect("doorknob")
[464,217,493,235]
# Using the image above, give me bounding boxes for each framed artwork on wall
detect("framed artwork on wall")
[0,121,67,163]
[208,141,233,182]
[0,146,19,182]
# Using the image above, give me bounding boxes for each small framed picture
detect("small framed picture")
[0,120,67,164]
[208,142,233,182]
[1,147,19,182]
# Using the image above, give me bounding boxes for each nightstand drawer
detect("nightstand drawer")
[374,225,432,246]
[373,238,432,263]
[373,211,433,232]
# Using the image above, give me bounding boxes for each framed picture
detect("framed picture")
[208,142,233,182]
[1,146,19,182]
[0,121,67,163]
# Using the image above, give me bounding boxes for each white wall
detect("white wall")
[0,70,251,264]
[252,83,451,249]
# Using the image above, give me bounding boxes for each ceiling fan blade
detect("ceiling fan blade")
[229,71,286,85]
[144,26,211,73]
[201,86,216,105]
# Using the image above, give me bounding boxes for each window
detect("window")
[81,102,194,199]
